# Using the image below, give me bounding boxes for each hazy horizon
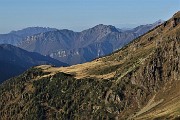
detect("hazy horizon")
[0,0,179,33]
[0,20,164,34]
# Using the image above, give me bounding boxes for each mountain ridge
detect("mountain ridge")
[0,27,57,45]
[0,11,179,119]
[18,21,163,65]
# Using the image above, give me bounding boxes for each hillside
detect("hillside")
[0,44,68,83]
[0,11,179,120]
[18,22,162,65]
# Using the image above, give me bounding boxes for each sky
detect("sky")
[0,0,179,33]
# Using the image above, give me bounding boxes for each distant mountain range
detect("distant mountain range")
[17,20,163,65]
[0,20,164,65]
[0,27,56,45]
[0,44,67,83]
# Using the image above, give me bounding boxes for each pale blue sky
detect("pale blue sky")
[0,0,179,33]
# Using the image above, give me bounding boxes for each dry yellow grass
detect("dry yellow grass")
[36,60,120,80]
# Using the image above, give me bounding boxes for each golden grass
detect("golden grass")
[36,60,118,79]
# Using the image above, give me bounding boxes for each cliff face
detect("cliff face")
[0,12,180,120]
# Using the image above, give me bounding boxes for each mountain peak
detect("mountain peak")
[92,24,119,32]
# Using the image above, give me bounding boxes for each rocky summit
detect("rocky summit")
[0,11,180,119]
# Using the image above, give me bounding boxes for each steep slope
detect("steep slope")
[0,12,179,120]
[19,22,162,65]
[0,44,68,83]
[0,27,56,45]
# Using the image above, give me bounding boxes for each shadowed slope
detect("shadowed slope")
[0,44,68,83]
